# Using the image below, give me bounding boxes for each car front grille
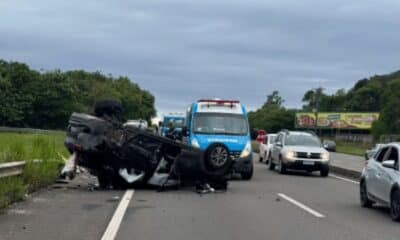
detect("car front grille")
[296,152,321,159]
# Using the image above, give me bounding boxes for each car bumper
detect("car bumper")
[284,159,329,171]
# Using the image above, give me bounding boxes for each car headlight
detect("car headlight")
[285,151,296,159]
[321,152,329,161]
[240,141,252,158]
[191,138,200,148]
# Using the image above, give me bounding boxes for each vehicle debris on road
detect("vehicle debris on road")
[63,100,233,192]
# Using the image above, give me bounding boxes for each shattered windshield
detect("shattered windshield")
[193,113,248,135]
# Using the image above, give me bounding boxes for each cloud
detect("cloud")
[1,0,400,115]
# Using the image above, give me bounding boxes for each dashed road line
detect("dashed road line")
[330,174,359,184]
[277,193,325,218]
[101,190,134,240]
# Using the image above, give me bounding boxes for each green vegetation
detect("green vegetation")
[249,91,295,132]
[0,132,67,209]
[301,71,400,138]
[335,141,371,157]
[0,59,156,129]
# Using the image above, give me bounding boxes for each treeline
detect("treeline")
[248,91,295,133]
[250,70,400,138]
[0,60,156,129]
[301,71,400,137]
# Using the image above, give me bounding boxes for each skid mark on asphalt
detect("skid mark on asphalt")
[101,190,134,240]
[329,174,359,184]
[277,193,326,218]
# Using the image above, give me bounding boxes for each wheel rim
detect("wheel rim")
[210,146,228,167]
[391,194,400,218]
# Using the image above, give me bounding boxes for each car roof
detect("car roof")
[284,131,314,136]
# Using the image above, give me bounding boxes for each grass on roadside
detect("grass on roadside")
[0,132,67,210]
[335,141,371,157]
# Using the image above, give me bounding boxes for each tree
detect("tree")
[263,90,284,108]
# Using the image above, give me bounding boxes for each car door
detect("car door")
[376,146,399,203]
[367,147,390,199]
[271,134,282,163]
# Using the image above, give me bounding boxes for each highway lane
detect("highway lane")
[1,160,400,240]
[117,162,400,240]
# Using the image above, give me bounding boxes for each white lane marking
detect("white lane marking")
[101,190,134,240]
[277,193,325,218]
[329,174,359,184]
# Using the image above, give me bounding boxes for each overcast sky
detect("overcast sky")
[1,0,400,115]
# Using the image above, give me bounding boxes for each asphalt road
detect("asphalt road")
[1,160,400,240]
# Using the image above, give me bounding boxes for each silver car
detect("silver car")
[360,143,400,221]
[269,131,330,177]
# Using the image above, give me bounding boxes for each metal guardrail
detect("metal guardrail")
[0,161,26,178]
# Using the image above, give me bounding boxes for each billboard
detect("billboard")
[295,112,380,129]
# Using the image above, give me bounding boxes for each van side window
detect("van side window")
[376,147,389,163]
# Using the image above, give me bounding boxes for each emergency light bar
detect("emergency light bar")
[198,99,240,104]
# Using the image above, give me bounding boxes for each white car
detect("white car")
[360,143,400,221]
[269,131,330,177]
[259,134,277,163]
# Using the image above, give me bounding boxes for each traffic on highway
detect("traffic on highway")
[2,98,400,240]
[2,1,400,240]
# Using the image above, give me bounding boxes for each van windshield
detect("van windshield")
[193,113,248,135]
[163,117,184,128]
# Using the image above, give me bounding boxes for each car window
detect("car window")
[376,147,390,163]
[387,147,399,170]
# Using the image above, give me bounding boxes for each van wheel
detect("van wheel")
[241,165,253,180]
[390,190,400,221]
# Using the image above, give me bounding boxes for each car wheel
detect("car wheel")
[268,155,276,170]
[320,165,329,177]
[390,189,400,221]
[241,164,254,180]
[360,180,373,208]
[264,152,269,165]
[204,143,232,173]
[277,157,286,174]
[259,153,263,162]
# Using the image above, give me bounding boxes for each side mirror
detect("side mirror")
[382,160,396,169]
[276,141,283,147]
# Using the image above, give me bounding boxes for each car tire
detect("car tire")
[241,164,254,180]
[360,180,373,208]
[277,157,286,174]
[204,143,232,173]
[390,189,400,221]
[268,155,276,170]
[320,165,329,177]
[259,153,263,163]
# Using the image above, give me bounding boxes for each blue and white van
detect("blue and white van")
[161,113,185,137]
[184,99,253,180]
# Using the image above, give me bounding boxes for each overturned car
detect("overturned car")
[63,101,233,191]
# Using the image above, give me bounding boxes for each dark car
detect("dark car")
[323,140,336,152]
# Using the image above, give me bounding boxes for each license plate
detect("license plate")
[303,161,315,166]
